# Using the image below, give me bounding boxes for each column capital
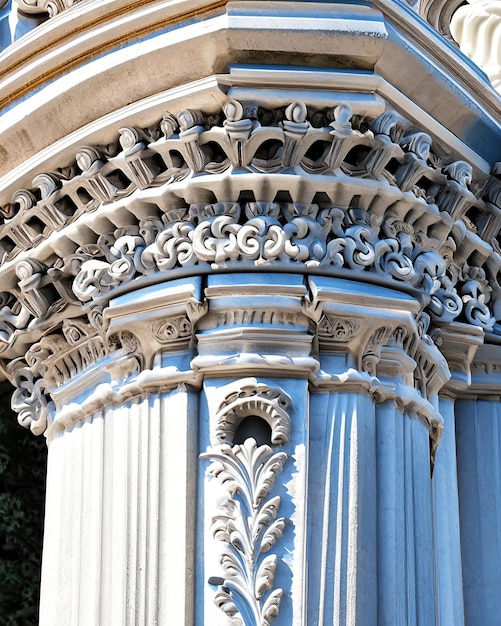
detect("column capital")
[1,97,500,438]
[431,322,484,396]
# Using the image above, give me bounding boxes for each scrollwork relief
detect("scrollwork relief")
[202,439,288,626]
[10,362,50,436]
[1,99,500,341]
[150,316,192,345]
[317,315,361,342]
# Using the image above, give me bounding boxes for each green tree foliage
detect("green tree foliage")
[0,382,46,625]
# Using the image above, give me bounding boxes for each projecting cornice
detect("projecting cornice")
[0,98,500,355]
[0,0,500,186]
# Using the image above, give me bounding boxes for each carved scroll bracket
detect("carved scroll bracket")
[104,275,205,369]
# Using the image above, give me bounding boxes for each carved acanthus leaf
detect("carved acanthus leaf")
[202,439,287,626]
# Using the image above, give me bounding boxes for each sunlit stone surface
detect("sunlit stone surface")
[1,1,501,624]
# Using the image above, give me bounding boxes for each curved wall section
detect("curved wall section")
[1,1,501,624]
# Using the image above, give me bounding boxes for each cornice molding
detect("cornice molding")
[3,98,500,440]
[0,99,500,362]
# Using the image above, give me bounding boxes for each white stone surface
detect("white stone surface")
[39,389,197,625]
[2,1,501,624]
[456,398,501,625]
[433,396,465,626]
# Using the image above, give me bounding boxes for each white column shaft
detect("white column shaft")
[432,396,465,625]
[456,398,501,624]
[39,388,197,626]
[308,391,377,625]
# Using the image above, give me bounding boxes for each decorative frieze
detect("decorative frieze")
[0,99,498,365]
[1,99,499,436]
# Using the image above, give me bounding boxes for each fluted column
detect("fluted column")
[3,91,500,626]
[306,276,446,625]
[40,389,198,625]
[431,323,483,625]
[35,277,203,625]
[308,391,377,624]
[455,343,501,625]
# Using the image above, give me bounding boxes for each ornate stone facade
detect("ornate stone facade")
[1,0,501,624]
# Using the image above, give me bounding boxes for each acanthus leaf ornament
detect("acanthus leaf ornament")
[202,439,288,626]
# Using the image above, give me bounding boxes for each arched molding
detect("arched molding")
[213,379,292,447]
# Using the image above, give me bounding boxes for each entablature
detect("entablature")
[1,98,500,365]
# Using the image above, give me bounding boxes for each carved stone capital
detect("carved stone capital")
[104,276,205,369]
[463,342,501,398]
[192,274,318,379]
[430,322,484,394]
[4,98,501,436]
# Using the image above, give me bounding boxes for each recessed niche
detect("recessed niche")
[233,415,272,447]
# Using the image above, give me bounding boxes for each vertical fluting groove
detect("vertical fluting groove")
[126,400,136,626]
[138,398,149,623]
[333,395,347,624]
[318,393,336,626]
[377,401,400,626]
[157,388,197,624]
[89,414,105,624]
[411,416,434,625]
[346,400,359,625]
[42,388,197,625]
[116,406,129,625]
[99,406,113,626]
[403,413,416,626]
[433,397,464,626]
[70,428,82,626]
[147,395,161,624]
[313,392,376,625]
[129,399,141,625]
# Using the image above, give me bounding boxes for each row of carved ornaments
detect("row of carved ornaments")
[2,99,500,431]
